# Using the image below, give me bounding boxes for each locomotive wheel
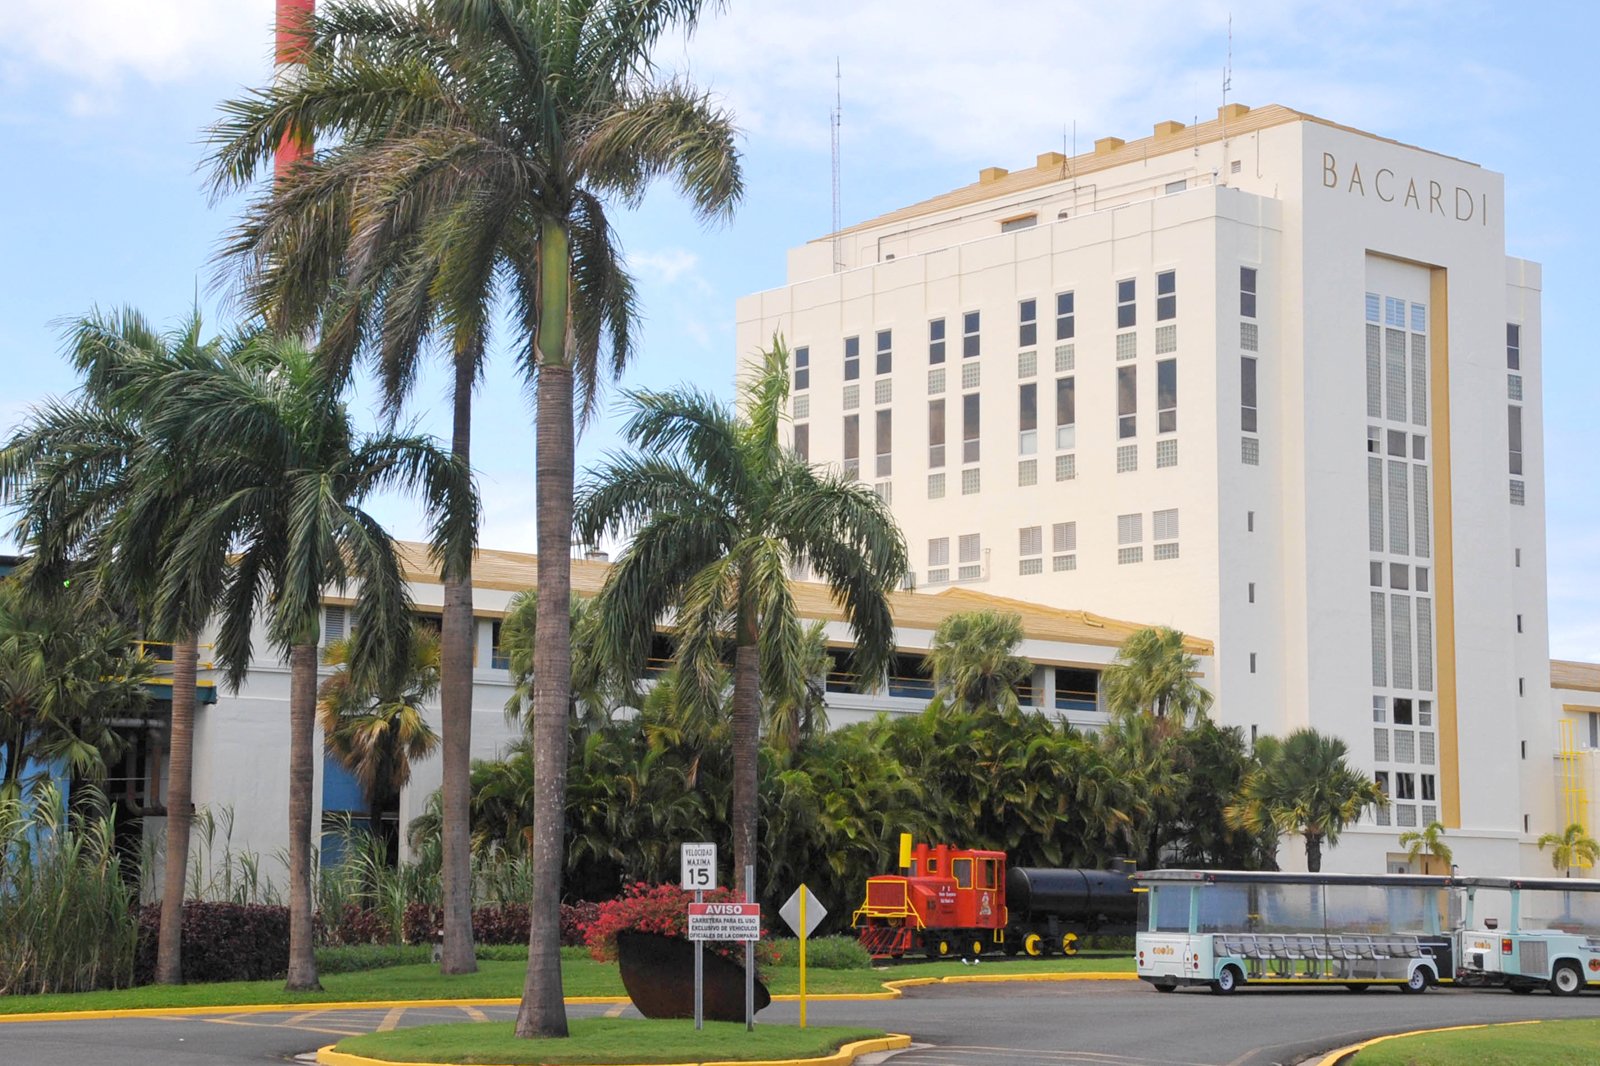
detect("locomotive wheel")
[1060,932,1079,956]
[970,939,986,958]
[1023,933,1044,957]
[936,938,953,958]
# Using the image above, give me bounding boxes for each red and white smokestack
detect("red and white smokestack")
[274,0,316,180]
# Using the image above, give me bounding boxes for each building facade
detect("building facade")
[736,103,1558,875]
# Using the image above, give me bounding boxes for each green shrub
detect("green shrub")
[760,936,872,969]
[316,943,434,974]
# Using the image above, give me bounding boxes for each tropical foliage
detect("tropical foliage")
[1102,625,1213,720]
[1399,820,1453,874]
[1536,822,1600,876]
[923,610,1030,714]
[1225,728,1385,872]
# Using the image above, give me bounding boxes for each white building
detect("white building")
[735,102,1561,876]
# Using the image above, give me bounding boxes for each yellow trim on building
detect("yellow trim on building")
[1430,266,1461,829]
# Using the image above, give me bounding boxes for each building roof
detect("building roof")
[1552,659,1600,694]
[827,103,1479,241]
[390,541,1214,655]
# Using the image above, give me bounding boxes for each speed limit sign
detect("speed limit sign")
[680,842,716,890]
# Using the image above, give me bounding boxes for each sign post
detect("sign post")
[779,885,828,1030]
[687,895,762,1031]
[680,843,716,1031]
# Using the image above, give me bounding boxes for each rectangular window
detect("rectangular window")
[1240,267,1257,318]
[1153,508,1179,541]
[929,319,946,364]
[1018,299,1037,347]
[927,472,945,498]
[793,424,809,462]
[1249,652,1257,673]
[963,393,981,463]
[1507,323,1521,370]
[1241,356,1258,432]
[1156,438,1177,467]
[875,378,892,405]
[1019,526,1042,557]
[1156,270,1176,321]
[1118,513,1142,545]
[1157,358,1177,433]
[1053,522,1077,553]
[928,400,945,468]
[963,311,981,358]
[1017,458,1037,485]
[1055,453,1076,481]
[1055,377,1076,449]
[1055,291,1075,340]
[1248,582,1256,603]
[875,409,892,477]
[794,345,810,391]
[1117,365,1137,439]
[1116,444,1138,473]
[1018,383,1037,454]
[1421,774,1436,802]
[842,414,859,465]
[1396,773,1416,800]
[844,335,860,381]
[929,367,945,394]
[1242,437,1259,465]
[876,329,893,376]
[1000,214,1037,233]
[959,534,981,564]
[1508,405,1523,475]
[1116,278,1136,329]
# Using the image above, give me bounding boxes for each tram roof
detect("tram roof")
[1134,869,1454,889]
[1454,875,1600,893]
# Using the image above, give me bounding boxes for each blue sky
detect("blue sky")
[0,0,1595,660]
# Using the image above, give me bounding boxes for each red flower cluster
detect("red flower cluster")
[584,882,764,967]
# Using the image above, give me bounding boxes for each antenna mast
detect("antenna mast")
[831,58,843,273]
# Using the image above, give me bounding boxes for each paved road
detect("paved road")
[2,980,1596,1066]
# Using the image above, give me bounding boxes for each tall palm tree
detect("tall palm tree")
[0,307,239,985]
[131,332,474,991]
[1102,626,1213,720]
[923,610,1030,715]
[498,589,630,730]
[763,620,831,754]
[1225,729,1385,872]
[1536,823,1599,877]
[575,339,907,913]
[1399,820,1453,875]
[318,622,443,857]
[208,2,742,1013]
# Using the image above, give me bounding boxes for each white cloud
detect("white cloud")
[628,247,703,286]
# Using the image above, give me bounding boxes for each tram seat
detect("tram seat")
[1239,935,1267,960]
[1346,936,1378,961]
[1308,935,1334,961]
[1216,935,1245,957]
[1399,936,1423,958]
[1262,934,1289,958]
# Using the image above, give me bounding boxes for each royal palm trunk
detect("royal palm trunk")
[285,642,322,991]
[439,353,478,975]
[731,633,760,895]
[516,223,573,1039]
[154,634,199,984]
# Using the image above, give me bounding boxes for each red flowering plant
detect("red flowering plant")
[585,882,767,969]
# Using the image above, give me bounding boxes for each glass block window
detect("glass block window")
[957,564,982,581]
[1410,334,1428,426]
[1116,332,1137,361]
[1116,444,1138,473]
[1156,439,1178,468]
[1242,437,1260,465]
[927,472,945,499]
[1421,803,1437,826]
[1510,479,1525,505]
[1395,803,1417,828]
[1117,278,1136,329]
[1019,558,1043,575]
[793,394,809,419]
[1365,292,1381,322]
[929,368,946,394]
[1055,453,1076,481]
[1153,543,1179,560]
[843,384,860,410]
[1508,374,1523,401]
[1053,522,1077,553]
[1371,591,1387,687]
[875,378,892,405]
[1413,467,1431,558]
[1117,513,1142,545]
[794,345,810,391]
[1388,459,1410,554]
[1376,804,1391,827]
[1018,299,1038,347]
[1417,598,1434,691]
[1055,291,1075,340]
[1368,457,1384,551]
[1018,350,1037,377]
[1053,554,1077,572]
[1155,324,1176,354]
[1055,344,1075,372]
[929,318,946,364]
[1241,321,1259,352]
[1374,727,1390,762]
[1019,525,1043,556]
[1017,459,1037,486]
[961,468,980,495]
[844,335,860,381]
[928,568,949,584]
[962,362,981,390]
[1394,728,1416,763]
[958,534,981,564]
[1420,732,1436,765]
[1386,328,1407,422]
[1117,547,1143,565]
[962,311,981,358]
[1391,594,1413,690]
[1366,324,1382,418]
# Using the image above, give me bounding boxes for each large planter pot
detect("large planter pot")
[615,931,771,1021]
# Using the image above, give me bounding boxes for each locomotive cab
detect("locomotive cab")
[853,842,1009,958]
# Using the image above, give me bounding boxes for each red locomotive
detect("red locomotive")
[852,838,1136,959]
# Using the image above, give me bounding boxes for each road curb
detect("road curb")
[1308,1019,1542,1065]
[314,1033,914,1066]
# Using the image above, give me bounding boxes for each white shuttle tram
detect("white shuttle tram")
[1456,876,1600,995]
[1135,870,1454,995]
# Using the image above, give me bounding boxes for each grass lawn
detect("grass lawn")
[332,1019,890,1065]
[0,950,1130,1016]
[1352,1019,1600,1065]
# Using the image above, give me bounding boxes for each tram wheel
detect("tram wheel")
[1401,967,1432,994]
[1549,962,1584,997]
[1209,965,1241,995]
[1023,933,1044,957]
[1153,981,1177,993]
[1509,983,1534,994]
[1345,984,1371,993]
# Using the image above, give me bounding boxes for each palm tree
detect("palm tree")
[0,307,239,985]
[763,621,831,754]
[498,590,630,730]
[923,610,1030,715]
[1225,729,1385,872]
[132,331,474,991]
[575,339,907,915]
[1536,823,1599,877]
[318,622,443,859]
[208,2,742,1012]
[1102,626,1213,720]
[1399,820,1453,875]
